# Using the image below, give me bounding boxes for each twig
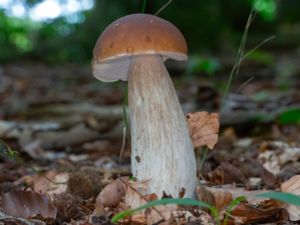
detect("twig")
[226,35,275,96]
[239,35,275,63]
[221,0,274,111]
[235,76,254,94]
[155,0,172,15]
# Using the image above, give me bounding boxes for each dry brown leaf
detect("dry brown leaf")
[236,158,277,188]
[186,112,219,149]
[196,186,215,208]
[196,186,233,212]
[145,204,176,225]
[229,200,287,224]
[123,181,214,225]
[258,141,300,175]
[24,170,68,196]
[147,205,215,225]
[206,162,247,185]
[124,179,151,209]
[130,213,147,224]
[96,177,128,207]
[129,201,214,225]
[1,190,57,219]
[210,185,271,205]
[280,175,300,221]
[123,180,171,224]
[92,178,128,224]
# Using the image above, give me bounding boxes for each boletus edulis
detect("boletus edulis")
[92,14,196,200]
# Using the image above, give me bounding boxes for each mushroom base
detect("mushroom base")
[128,55,197,203]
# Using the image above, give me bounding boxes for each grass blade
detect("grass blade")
[111,198,217,223]
[256,192,300,206]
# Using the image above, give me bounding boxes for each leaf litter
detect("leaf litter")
[1,62,300,225]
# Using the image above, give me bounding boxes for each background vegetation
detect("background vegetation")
[1,0,300,64]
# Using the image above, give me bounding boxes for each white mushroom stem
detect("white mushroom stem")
[128,55,197,200]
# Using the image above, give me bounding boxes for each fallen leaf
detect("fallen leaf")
[237,158,277,188]
[211,185,270,205]
[229,200,287,224]
[129,202,214,225]
[206,162,247,185]
[279,162,300,181]
[258,141,300,175]
[96,177,128,207]
[196,186,233,212]
[186,112,219,149]
[196,186,215,208]
[125,179,151,209]
[1,190,57,219]
[26,170,68,195]
[123,180,170,224]
[123,180,215,225]
[280,175,300,221]
[145,205,176,225]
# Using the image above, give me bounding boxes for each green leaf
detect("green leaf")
[278,108,300,124]
[111,198,218,223]
[256,192,300,206]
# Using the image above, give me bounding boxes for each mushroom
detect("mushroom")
[92,14,196,199]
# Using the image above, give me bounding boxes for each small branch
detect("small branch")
[155,0,172,15]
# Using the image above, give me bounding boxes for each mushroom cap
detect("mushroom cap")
[92,13,188,82]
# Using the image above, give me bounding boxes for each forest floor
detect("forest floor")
[0,47,300,225]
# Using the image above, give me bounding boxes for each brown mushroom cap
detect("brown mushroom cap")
[92,13,188,82]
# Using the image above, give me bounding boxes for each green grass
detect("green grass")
[111,196,246,224]
[111,198,217,223]
[221,0,275,111]
[111,192,300,224]
[256,192,300,206]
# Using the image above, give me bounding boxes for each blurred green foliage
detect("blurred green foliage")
[0,0,300,64]
[0,10,36,61]
[186,56,220,75]
[278,108,300,124]
[251,90,271,102]
[247,50,274,65]
[250,0,276,21]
